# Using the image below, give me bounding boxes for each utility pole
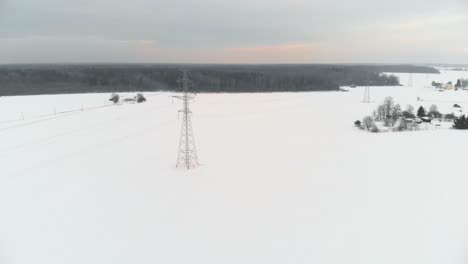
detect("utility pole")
[173,71,199,169]
[362,86,371,103]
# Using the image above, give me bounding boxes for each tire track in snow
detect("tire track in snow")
[8,118,174,178]
[0,102,175,155]
[3,102,176,177]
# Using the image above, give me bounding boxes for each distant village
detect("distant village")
[431,78,467,91]
[357,94,468,133]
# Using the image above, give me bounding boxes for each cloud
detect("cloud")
[226,44,318,63]
[0,36,162,63]
[388,15,467,31]
[0,0,467,63]
[229,44,314,54]
[135,40,159,60]
[0,0,6,16]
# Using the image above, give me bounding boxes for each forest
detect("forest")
[0,64,438,96]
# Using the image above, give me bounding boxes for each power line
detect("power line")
[173,71,199,169]
[0,104,115,132]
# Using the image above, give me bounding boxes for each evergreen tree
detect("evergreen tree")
[453,115,468,129]
[417,106,426,117]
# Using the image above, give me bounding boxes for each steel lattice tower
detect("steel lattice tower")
[362,86,371,103]
[173,71,199,169]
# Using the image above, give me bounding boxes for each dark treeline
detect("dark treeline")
[0,64,438,96]
[348,64,440,74]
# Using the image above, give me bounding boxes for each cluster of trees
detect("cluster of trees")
[356,97,468,132]
[372,97,404,126]
[359,116,380,133]
[108,92,146,104]
[420,105,443,118]
[0,64,438,96]
[431,79,467,89]
[456,79,467,88]
[351,65,439,74]
[357,97,447,132]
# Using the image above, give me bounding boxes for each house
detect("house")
[444,84,455,90]
[420,117,432,123]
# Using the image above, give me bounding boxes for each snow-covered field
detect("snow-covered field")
[1,70,467,264]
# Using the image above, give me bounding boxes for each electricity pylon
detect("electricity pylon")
[173,71,199,169]
[362,86,371,103]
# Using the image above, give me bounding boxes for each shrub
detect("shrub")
[444,113,456,120]
[109,93,120,104]
[428,111,442,118]
[384,117,396,127]
[354,120,362,127]
[408,122,419,131]
[453,115,468,129]
[402,111,416,119]
[405,104,415,114]
[136,93,146,103]
[394,118,408,131]
[362,116,375,131]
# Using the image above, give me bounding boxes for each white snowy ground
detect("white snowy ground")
[0,70,467,264]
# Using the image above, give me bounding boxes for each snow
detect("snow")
[0,70,467,264]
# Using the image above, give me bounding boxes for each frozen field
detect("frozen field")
[0,70,467,264]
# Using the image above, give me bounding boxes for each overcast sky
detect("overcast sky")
[0,0,467,64]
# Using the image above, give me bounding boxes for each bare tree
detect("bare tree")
[383,96,395,117]
[391,104,402,117]
[428,104,441,118]
[362,116,375,130]
[406,104,414,114]
[376,105,386,120]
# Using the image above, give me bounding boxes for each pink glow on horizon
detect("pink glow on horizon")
[225,43,318,63]
[137,40,155,46]
[134,40,159,61]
